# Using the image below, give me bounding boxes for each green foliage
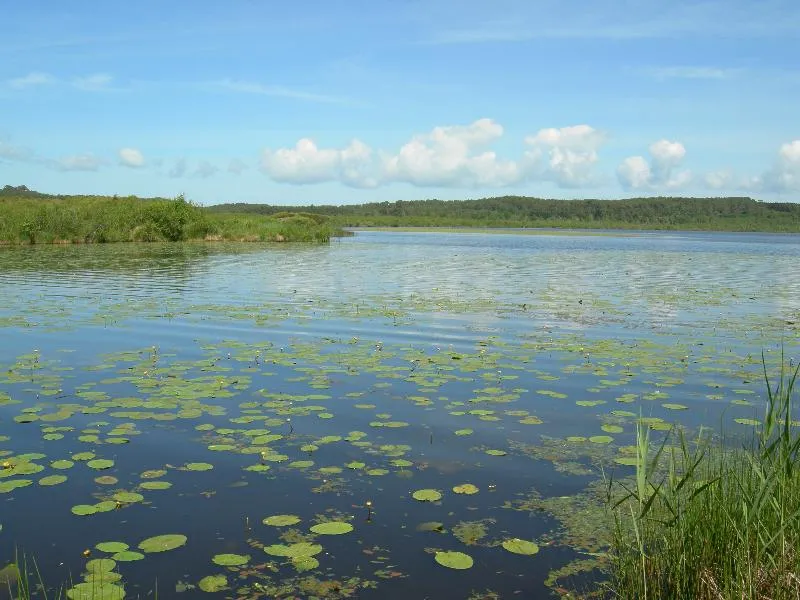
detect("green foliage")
[0,189,339,244]
[606,357,800,599]
[209,195,800,232]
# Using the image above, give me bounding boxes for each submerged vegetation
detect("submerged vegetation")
[606,359,800,599]
[210,195,800,232]
[0,186,339,244]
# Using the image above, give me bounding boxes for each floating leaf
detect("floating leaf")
[263,514,301,527]
[184,462,213,471]
[412,489,442,502]
[502,538,539,555]
[71,504,98,516]
[434,551,473,570]
[601,425,623,434]
[140,481,171,490]
[95,476,118,485]
[309,522,353,535]
[113,492,144,503]
[291,556,319,572]
[111,551,144,562]
[85,558,116,573]
[485,449,507,456]
[198,575,227,592]
[263,542,322,558]
[96,542,129,554]
[39,475,67,486]
[66,582,126,599]
[138,534,187,553]
[589,435,613,444]
[50,460,74,470]
[87,459,115,470]
[454,429,473,436]
[662,403,688,410]
[212,553,250,566]
[452,483,479,495]
[735,418,761,426]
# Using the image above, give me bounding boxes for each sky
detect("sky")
[1,0,799,205]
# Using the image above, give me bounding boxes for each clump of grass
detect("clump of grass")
[1,550,62,599]
[0,193,340,244]
[606,355,800,599]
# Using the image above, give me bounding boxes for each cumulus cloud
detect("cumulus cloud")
[757,140,800,192]
[261,138,379,188]
[617,139,691,190]
[57,154,102,171]
[119,147,145,168]
[382,118,520,187]
[523,124,606,187]
[8,72,56,89]
[259,119,609,189]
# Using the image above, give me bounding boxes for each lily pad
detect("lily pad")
[198,574,227,592]
[211,553,250,566]
[71,504,98,516]
[452,483,479,495]
[66,582,126,599]
[589,435,614,444]
[0,479,32,493]
[412,489,442,502]
[113,492,144,503]
[184,462,213,471]
[309,522,353,535]
[263,542,322,558]
[138,534,187,553]
[111,551,145,562]
[263,514,301,527]
[96,542,129,553]
[434,550,473,570]
[485,449,507,456]
[662,403,688,410]
[87,459,115,470]
[502,538,540,555]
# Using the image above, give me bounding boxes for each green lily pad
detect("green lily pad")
[39,475,67,486]
[138,534,188,553]
[502,538,540,555]
[263,514,301,527]
[198,574,227,592]
[95,476,118,485]
[86,558,117,573]
[263,542,322,558]
[211,553,250,566]
[601,425,623,434]
[485,449,507,456]
[454,429,473,436]
[291,556,319,572]
[113,492,144,503]
[51,460,74,469]
[0,479,33,493]
[434,550,473,569]
[111,551,145,562]
[140,481,171,490]
[412,489,442,502]
[662,403,688,410]
[589,435,614,444]
[184,462,213,471]
[452,483,479,495]
[71,504,98,516]
[96,542,129,553]
[309,522,353,535]
[66,582,126,599]
[87,459,115,470]
[735,418,761,426]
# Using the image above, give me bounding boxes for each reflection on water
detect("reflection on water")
[0,231,799,598]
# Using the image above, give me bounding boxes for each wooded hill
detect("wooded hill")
[208,195,800,232]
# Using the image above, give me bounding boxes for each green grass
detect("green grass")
[0,194,341,244]
[1,550,62,599]
[606,356,800,599]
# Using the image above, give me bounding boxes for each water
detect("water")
[1,230,799,598]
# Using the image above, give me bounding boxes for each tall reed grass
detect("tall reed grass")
[606,355,800,599]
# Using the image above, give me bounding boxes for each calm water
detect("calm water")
[1,230,799,599]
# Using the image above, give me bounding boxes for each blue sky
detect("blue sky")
[1,0,798,205]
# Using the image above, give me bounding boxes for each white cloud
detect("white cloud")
[228,158,247,175]
[382,118,520,187]
[72,73,113,91]
[168,158,187,178]
[0,140,34,161]
[618,139,691,190]
[193,161,219,178]
[260,119,607,189]
[57,154,102,171]
[8,72,56,89]
[704,170,735,189]
[757,140,800,192]
[119,147,145,168]
[261,138,378,188]
[523,125,606,187]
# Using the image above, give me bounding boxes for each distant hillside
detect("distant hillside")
[207,196,800,232]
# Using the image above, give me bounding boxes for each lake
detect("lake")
[1,230,799,599]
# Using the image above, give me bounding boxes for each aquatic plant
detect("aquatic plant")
[606,356,800,599]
